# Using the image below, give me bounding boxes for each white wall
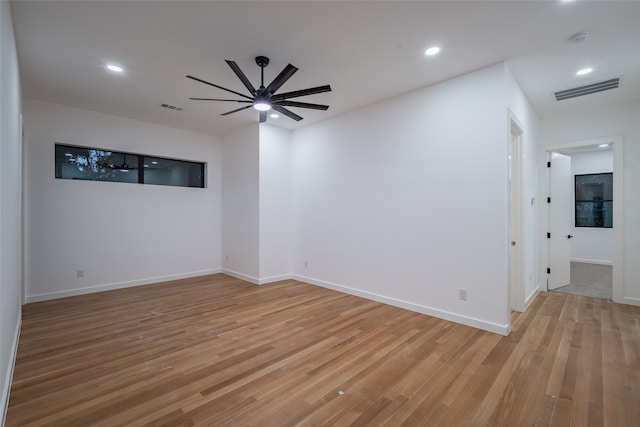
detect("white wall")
[506,64,541,306]
[221,124,293,284]
[221,125,260,281]
[541,100,640,303]
[0,1,22,422]
[259,125,292,281]
[23,99,222,301]
[570,149,613,264]
[291,63,511,334]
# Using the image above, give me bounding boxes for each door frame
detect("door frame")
[509,119,525,312]
[539,136,624,303]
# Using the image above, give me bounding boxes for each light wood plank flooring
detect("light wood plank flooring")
[7,274,640,426]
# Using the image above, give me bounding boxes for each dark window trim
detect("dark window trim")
[55,143,206,188]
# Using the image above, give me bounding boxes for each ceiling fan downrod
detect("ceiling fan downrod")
[255,56,269,91]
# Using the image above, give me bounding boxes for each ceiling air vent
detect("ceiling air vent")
[554,77,621,101]
[160,103,183,111]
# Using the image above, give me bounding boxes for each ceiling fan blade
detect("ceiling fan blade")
[273,105,303,121]
[259,111,268,123]
[262,64,298,97]
[189,98,252,102]
[271,85,332,101]
[274,100,329,111]
[225,60,257,95]
[221,105,253,116]
[186,75,254,100]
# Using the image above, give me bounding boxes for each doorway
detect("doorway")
[543,137,623,302]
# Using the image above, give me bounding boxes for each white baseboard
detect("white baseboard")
[571,258,613,266]
[257,274,293,285]
[525,286,539,309]
[221,269,260,284]
[221,269,293,285]
[618,296,640,307]
[1,312,21,426]
[291,274,510,336]
[25,268,222,303]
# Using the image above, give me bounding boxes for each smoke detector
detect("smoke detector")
[568,32,589,44]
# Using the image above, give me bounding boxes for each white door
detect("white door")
[548,152,572,290]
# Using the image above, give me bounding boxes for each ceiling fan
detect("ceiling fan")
[186,56,331,122]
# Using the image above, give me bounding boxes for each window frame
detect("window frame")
[574,172,612,228]
[54,143,206,188]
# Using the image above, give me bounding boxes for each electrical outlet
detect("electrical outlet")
[76,269,84,278]
[304,261,308,269]
[225,254,229,262]
[459,289,467,301]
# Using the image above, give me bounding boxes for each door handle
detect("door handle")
[567,235,573,239]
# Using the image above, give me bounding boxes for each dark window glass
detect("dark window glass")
[55,145,139,183]
[575,173,612,228]
[55,144,205,188]
[143,157,205,188]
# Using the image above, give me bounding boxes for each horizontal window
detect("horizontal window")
[55,144,205,188]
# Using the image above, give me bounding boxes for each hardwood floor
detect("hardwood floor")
[6,274,640,426]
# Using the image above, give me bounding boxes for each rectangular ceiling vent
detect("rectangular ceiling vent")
[160,103,183,111]
[554,77,621,101]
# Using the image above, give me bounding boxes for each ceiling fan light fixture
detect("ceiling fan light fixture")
[253,101,272,111]
[425,46,440,56]
[106,64,123,73]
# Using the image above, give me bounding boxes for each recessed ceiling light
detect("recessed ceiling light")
[576,68,593,76]
[599,144,610,148]
[106,64,123,73]
[270,113,280,119]
[425,47,440,56]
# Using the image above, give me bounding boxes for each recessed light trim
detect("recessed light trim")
[576,67,593,76]
[106,64,123,73]
[425,47,440,56]
[599,144,610,148]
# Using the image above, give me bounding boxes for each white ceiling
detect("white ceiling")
[10,1,640,137]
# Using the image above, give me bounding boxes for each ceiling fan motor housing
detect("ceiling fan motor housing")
[255,56,270,68]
